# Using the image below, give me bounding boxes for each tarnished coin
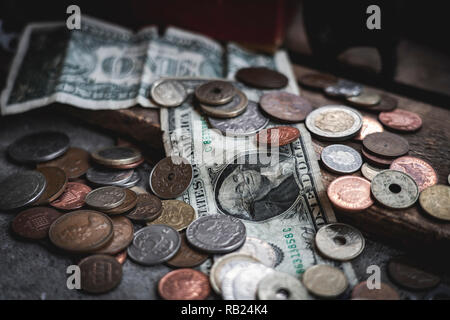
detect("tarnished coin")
[305,105,363,141]
[354,116,384,141]
[321,144,362,174]
[302,265,348,298]
[210,253,261,294]
[236,67,288,89]
[379,109,422,132]
[12,207,62,240]
[151,79,187,107]
[259,92,313,123]
[324,80,362,98]
[126,193,162,222]
[147,200,196,231]
[159,269,210,300]
[149,156,193,199]
[127,225,181,265]
[256,126,300,147]
[315,223,365,261]
[208,100,268,136]
[91,146,142,166]
[257,272,309,300]
[49,210,113,253]
[85,186,126,210]
[35,167,68,205]
[361,147,394,167]
[195,80,235,105]
[388,256,440,290]
[366,94,398,113]
[50,182,91,210]
[0,171,47,211]
[363,132,409,158]
[103,188,138,215]
[116,171,141,188]
[166,233,209,268]
[37,147,90,180]
[200,89,248,118]
[390,156,437,192]
[327,176,373,212]
[298,73,338,90]
[186,215,246,253]
[419,185,450,221]
[8,131,70,163]
[351,281,399,300]
[86,167,134,186]
[371,170,419,209]
[94,216,134,255]
[79,254,122,293]
[361,162,384,181]
[347,90,381,107]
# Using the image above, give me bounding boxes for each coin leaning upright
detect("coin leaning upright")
[257,272,309,300]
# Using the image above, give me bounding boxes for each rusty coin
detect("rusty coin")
[147,200,196,231]
[298,73,338,90]
[166,233,209,268]
[390,156,438,192]
[12,207,62,240]
[49,210,113,253]
[150,156,193,199]
[363,132,409,158]
[126,193,162,222]
[256,126,300,147]
[351,281,399,300]
[354,116,384,141]
[379,109,422,132]
[94,216,134,255]
[361,147,394,167]
[158,269,211,300]
[236,67,288,89]
[327,176,374,212]
[388,256,440,291]
[79,254,122,293]
[37,147,90,180]
[195,80,236,105]
[34,167,67,205]
[259,92,312,123]
[91,146,142,166]
[115,251,127,264]
[419,184,450,221]
[200,89,248,118]
[103,188,138,215]
[50,182,91,210]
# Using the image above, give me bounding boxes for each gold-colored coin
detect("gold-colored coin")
[419,185,450,221]
[347,90,381,107]
[200,89,248,118]
[147,200,196,231]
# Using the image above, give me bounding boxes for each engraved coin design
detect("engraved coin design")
[50,182,91,210]
[379,109,423,132]
[0,171,47,210]
[324,80,362,97]
[321,144,362,174]
[151,79,187,107]
[327,176,373,212]
[12,207,62,240]
[103,188,138,215]
[200,89,248,118]
[354,116,384,141]
[85,186,126,210]
[147,200,196,231]
[35,167,68,204]
[363,132,409,158]
[79,254,122,293]
[257,272,309,300]
[302,265,348,298]
[390,156,437,192]
[150,156,193,199]
[91,146,142,166]
[94,216,134,255]
[126,193,162,222]
[419,185,450,221]
[166,233,209,268]
[37,147,90,180]
[259,92,313,123]
[159,269,210,300]
[256,126,300,147]
[361,162,384,181]
[236,67,288,89]
[86,167,134,186]
[195,80,235,105]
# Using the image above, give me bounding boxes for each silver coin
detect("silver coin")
[195,80,236,105]
[0,171,47,210]
[151,79,187,107]
[325,80,362,98]
[371,170,419,209]
[321,144,362,174]
[305,105,363,141]
[200,89,248,118]
[85,186,126,210]
[91,146,141,166]
[8,131,70,163]
[186,215,246,254]
[302,265,348,298]
[127,225,181,265]
[117,171,141,188]
[221,263,273,300]
[208,100,269,136]
[315,223,365,261]
[210,252,261,294]
[361,162,384,181]
[257,272,309,300]
[86,167,134,186]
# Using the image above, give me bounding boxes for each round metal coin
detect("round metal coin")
[347,91,381,107]
[354,116,384,141]
[361,147,394,168]
[102,188,138,215]
[361,162,384,181]
[195,80,235,105]
[126,193,162,222]
[388,256,440,290]
[166,233,209,268]
[257,272,309,300]
[298,73,338,90]
[321,144,362,174]
[50,182,91,210]
[327,176,373,212]
[366,94,398,113]
[147,200,196,231]
[260,92,313,123]
[37,147,90,180]
[35,167,68,205]
[302,265,348,298]
[256,126,300,147]
[79,254,122,293]
[94,216,134,255]
[236,67,288,89]
[363,132,409,158]
[390,156,438,192]
[151,79,187,107]
[379,109,422,132]
[158,269,211,300]
[86,167,134,186]
[324,80,362,98]
[419,185,450,221]
[116,171,141,188]
[12,207,62,240]
[200,89,248,118]
[91,146,142,166]
[85,186,126,210]
[351,281,399,300]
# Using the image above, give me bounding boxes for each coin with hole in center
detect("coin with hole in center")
[419,184,450,221]
[321,144,362,174]
[257,272,309,300]
[150,156,193,199]
[195,80,235,105]
[302,265,348,298]
[259,92,313,123]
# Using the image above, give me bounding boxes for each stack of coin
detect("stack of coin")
[361,132,409,167]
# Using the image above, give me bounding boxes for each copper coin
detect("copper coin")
[79,254,122,293]
[158,269,211,300]
[115,251,127,264]
[298,73,338,90]
[364,94,398,113]
[363,132,409,158]
[388,256,440,291]
[327,176,373,212]
[147,200,196,231]
[256,126,300,147]
[94,216,134,255]
[103,189,138,215]
[361,147,393,167]
[195,80,236,105]
[259,92,312,123]
[104,158,144,170]
[390,156,437,192]
[149,156,193,199]
[166,233,209,268]
[37,147,90,180]
[126,193,162,222]
[50,182,92,210]
[49,210,113,253]
[351,281,399,300]
[236,67,288,89]
[379,109,422,132]
[354,116,384,141]
[11,207,62,240]
[34,167,68,205]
